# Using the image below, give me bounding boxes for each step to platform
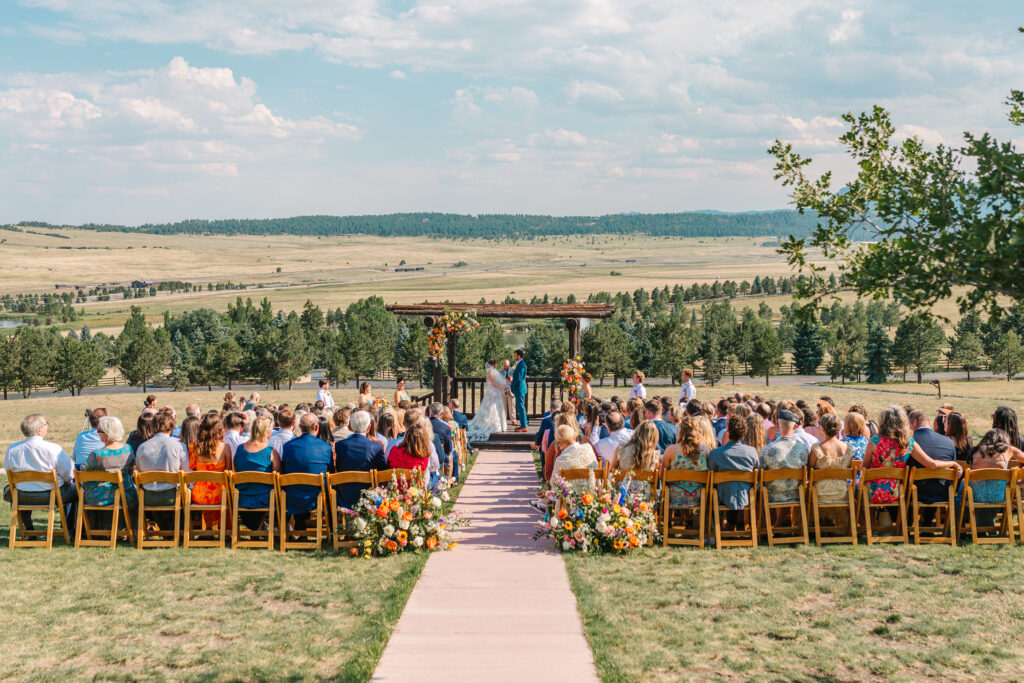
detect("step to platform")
[470,429,538,451]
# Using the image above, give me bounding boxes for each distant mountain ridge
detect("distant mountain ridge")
[13,210,827,241]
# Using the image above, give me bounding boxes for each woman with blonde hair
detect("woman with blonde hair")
[808,413,851,503]
[744,413,767,454]
[233,415,281,530]
[611,421,659,499]
[841,411,869,463]
[662,415,713,508]
[550,424,599,491]
[543,413,582,482]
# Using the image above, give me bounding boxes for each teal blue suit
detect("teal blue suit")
[512,359,528,427]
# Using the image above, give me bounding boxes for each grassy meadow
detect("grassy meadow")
[567,545,1024,682]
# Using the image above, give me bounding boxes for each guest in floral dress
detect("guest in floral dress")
[759,410,809,503]
[862,406,961,504]
[190,412,233,529]
[661,416,715,508]
[550,425,599,492]
[610,421,659,500]
[81,416,137,514]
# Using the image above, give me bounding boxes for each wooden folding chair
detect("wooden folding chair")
[230,471,277,550]
[373,468,416,488]
[328,471,374,550]
[136,472,183,549]
[710,470,758,549]
[858,468,909,544]
[7,470,70,548]
[809,468,858,546]
[661,470,709,548]
[278,473,327,552]
[75,470,135,548]
[1016,468,1024,544]
[556,467,603,490]
[908,468,958,545]
[183,471,229,548]
[759,467,809,546]
[958,468,1016,545]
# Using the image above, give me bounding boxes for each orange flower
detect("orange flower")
[628,535,640,547]
[349,547,359,557]
[581,493,594,505]
[389,499,400,512]
[557,508,568,520]
[402,511,413,522]
[385,540,398,552]
[426,537,438,549]
[638,502,649,512]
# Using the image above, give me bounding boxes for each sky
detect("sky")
[0,1,1022,224]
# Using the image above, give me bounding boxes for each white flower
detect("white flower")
[413,536,424,548]
[399,518,410,531]
[383,524,396,537]
[353,517,367,531]
[595,520,607,533]
[562,541,572,550]
[430,497,442,508]
[441,491,450,501]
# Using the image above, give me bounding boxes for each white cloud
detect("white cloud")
[896,124,945,146]
[527,128,589,147]
[829,8,863,44]
[451,85,538,119]
[564,80,623,105]
[389,70,407,79]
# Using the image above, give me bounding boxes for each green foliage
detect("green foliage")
[947,310,985,380]
[792,320,825,374]
[0,335,16,399]
[344,296,396,381]
[891,312,945,383]
[770,62,1024,319]
[989,331,1024,381]
[825,318,867,384]
[648,316,697,384]
[747,317,784,385]
[864,322,892,384]
[51,333,106,396]
[11,326,54,398]
[581,322,635,385]
[117,307,169,391]
[524,324,568,378]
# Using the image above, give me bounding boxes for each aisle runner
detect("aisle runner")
[373,449,598,682]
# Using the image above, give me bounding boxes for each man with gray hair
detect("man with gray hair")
[428,402,456,480]
[3,414,77,529]
[332,410,386,509]
[185,404,201,419]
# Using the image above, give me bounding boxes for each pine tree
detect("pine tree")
[747,318,784,386]
[344,296,397,384]
[890,312,945,383]
[12,326,53,398]
[989,331,1024,381]
[701,332,724,387]
[168,343,192,391]
[947,309,984,380]
[792,321,825,374]
[0,335,15,400]
[117,306,169,391]
[864,322,891,383]
[825,318,867,384]
[52,333,106,396]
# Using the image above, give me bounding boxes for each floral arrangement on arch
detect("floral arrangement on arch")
[372,396,389,410]
[427,309,480,362]
[344,470,470,557]
[560,356,585,403]
[533,473,660,554]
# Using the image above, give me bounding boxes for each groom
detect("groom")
[511,349,529,432]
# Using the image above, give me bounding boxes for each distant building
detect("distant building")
[394,266,425,272]
[131,280,148,288]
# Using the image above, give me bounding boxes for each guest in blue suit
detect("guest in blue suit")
[645,399,679,453]
[333,410,387,510]
[429,403,458,480]
[281,414,333,529]
[512,349,529,431]
[448,399,469,431]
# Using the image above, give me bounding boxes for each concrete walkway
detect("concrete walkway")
[373,449,598,682]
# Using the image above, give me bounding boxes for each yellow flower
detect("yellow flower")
[564,521,574,531]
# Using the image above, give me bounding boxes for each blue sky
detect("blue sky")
[1,1,1022,224]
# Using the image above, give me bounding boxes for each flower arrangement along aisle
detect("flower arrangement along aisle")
[560,356,585,404]
[533,473,660,554]
[427,309,480,362]
[344,470,470,558]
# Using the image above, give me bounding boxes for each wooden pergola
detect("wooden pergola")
[386,301,616,413]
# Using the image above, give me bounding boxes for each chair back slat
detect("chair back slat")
[183,471,230,486]
[711,470,757,484]
[759,467,806,483]
[910,468,957,483]
[860,467,906,483]
[136,471,182,487]
[75,470,123,485]
[610,469,658,485]
[810,468,856,483]
[7,470,59,487]
[965,468,1015,483]
[231,471,277,486]
[662,470,709,485]
[328,471,374,486]
[373,469,417,487]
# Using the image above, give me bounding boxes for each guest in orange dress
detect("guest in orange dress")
[190,412,233,529]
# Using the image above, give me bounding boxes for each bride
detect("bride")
[467,360,511,443]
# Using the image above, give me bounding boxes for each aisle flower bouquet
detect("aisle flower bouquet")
[533,474,660,554]
[372,396,389,410]
[344,470,470,557]
[427,309,480,362]
[560,356,585,403]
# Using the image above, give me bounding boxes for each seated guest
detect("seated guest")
[792,409,820,452]
[543,413,581,482]
[332,407,353,441]
[223,412,246,454]
[862,406,961,505]
[377,412,400,444]
[968,429,1024,509]
[991,406,1024,450]
[550,424,599,491]
[81,416,137,516]
[316,416,334,446]
[644,399,678,453]
[281,414,333,529]
[448,398,469,431]
[126,413,155,455]
[944,412,973,463]
[809,413,851,503]
[712,399,730,440]
[190,413,233,529]
[595,411,633,467]
[583,400,609,447]
[662,415,714,508]
[908,409,956,505]
[428,402,457,480]
[759,409,809,503]
[708,416,760,526]
[3,413,78,529]
[841,412,869,463]
[233,416,281,530]
[243,392,260,411]
[333,411,387,509]
[387,421,432,475]
[178,415,200,452]
[610,421,659,499]
[268,408,296,455]
[134,412,189,530]
[73,407,108,469]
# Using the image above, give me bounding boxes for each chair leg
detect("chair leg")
[811,489,822,546]
[911,489,920,545]
[231,490,239,549]
[968,488,978,545]
[268,495,275,551]
[860,490,873,545]
[762,492,773,546]
[44,491,56,550]
[749,500,757,548]
[898,488,908,544]
[110,501,121,548]
[74,488,85,547]
[712,490,722,550]
[698,491,705,549]
[798,487,809,545]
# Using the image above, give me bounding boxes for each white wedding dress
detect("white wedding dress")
[467,364,510,443]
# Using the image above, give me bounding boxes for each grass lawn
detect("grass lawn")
[0,456,475,681]
[566,544,1024,682]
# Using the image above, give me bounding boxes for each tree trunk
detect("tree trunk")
[966,368,971,381]
[916,369,923,383]
[765,375,769,386]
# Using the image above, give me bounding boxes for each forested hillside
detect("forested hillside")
[14,211,832,240]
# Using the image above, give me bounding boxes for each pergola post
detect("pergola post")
[566,317,581,360]
[425,316,443,404]
[445,330,458,405]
